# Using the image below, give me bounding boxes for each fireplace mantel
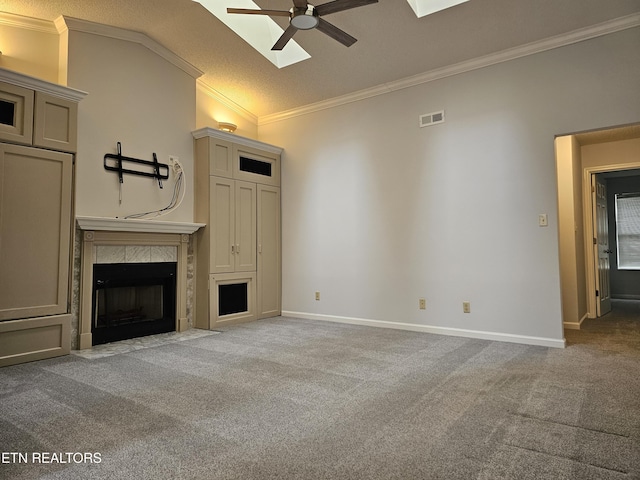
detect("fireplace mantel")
[76,216,204,234]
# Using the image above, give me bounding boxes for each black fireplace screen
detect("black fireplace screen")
[95,284,164,326]
[92,262,176,345]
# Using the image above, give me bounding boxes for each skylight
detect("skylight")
[193,0,310,69]
[406,0,469,18]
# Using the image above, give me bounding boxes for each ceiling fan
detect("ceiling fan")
[227,0,378,50]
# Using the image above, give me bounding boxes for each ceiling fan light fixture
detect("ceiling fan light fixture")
[290,6,319,30]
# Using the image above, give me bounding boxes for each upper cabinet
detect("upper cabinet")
[33,92,79,152]
[193,127,281,186]
[0,69,86,153]
[233,144,280,187]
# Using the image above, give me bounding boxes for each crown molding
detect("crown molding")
[196,80,258,124]
[0,67,87,102]
[0,12,58,34]
[58,16,203,79]
[258,13,640,126]
[192,127,283,155]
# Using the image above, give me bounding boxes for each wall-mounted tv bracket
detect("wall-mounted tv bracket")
[104,142,170,203]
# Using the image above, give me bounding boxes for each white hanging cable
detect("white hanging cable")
[124,159,186,219]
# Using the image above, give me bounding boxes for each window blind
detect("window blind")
[615,193,640,269]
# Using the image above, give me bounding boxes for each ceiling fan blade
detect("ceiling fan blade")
[272,25,298,51]
[316,18,357,47]
[292,0,308,8]
[227,8,290,16]
[315,0,378,16]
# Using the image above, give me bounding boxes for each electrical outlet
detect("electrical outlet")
[538,213,548,227]
[169,156,181,174]
[419,298,426,310]
[463,301,471,313]
[315,291,320,301]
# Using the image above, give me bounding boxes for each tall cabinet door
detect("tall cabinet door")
[210,176,235,273]
[210,177,257,273]
[257,185,281,318]
[235,180,257,272]
[0,143,72,320]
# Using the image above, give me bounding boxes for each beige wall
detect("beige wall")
[556,135,588,328]
[0,14,260,223]
[196,82,258,139]
[0,19,59,83]
[66,29,198,222]
[582,138,640,169]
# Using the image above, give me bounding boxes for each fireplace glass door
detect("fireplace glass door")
[92,262,176,345]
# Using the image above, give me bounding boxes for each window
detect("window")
[615,193,640,269]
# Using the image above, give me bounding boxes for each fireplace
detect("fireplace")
[92,262,176,345]
[76,222,204,350]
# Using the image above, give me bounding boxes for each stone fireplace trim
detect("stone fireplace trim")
[79,230,191,350]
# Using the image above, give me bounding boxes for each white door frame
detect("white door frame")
[583,162,640,318]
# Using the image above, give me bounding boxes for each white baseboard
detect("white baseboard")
[563,312,589,330]
[282,311,566,349]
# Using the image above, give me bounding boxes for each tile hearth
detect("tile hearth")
[72,329,219,360]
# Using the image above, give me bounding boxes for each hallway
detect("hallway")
[565,299,640,353]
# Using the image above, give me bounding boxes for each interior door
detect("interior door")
[593,175,612,316]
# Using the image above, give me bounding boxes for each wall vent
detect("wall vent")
[419,110,445,128]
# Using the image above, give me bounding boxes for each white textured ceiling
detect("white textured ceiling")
[1,0,639,118]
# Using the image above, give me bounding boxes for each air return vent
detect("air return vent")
[419,110,445,128]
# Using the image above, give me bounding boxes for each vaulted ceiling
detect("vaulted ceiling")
[1,0,639,118]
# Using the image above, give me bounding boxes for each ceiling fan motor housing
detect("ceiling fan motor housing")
[290,5,319,29]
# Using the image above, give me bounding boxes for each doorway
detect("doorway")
[555,123,640,331]
[564,299,640,350]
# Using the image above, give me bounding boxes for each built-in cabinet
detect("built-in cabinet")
[0,68,85,367]
[0,79,78,152]
[193,128,282,329]
[0,144,73,320]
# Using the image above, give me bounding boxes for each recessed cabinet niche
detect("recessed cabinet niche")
[0,69,85,367]
[193,128,282,329]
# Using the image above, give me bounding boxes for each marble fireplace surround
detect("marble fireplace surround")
[77,216,204,350]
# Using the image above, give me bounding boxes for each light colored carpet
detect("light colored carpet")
[1,306,639,479]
